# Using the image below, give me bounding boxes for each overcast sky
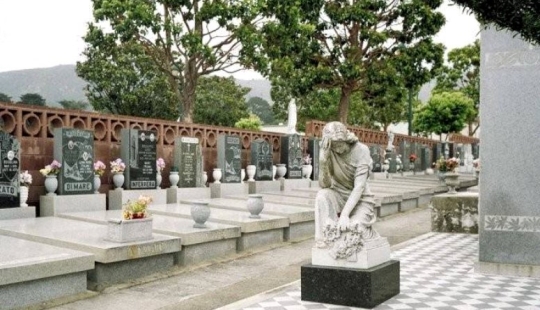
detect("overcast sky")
[0,0,479,78]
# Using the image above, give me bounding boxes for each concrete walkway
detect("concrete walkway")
[43,206,431,310]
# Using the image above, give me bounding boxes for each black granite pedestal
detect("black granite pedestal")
[301,260,400,309]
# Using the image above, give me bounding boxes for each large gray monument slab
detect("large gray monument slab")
[251,139,273,181]
[217,135,242,183]
[54,128,94,195]
[121,129,157,190]
[0,132,20,208]
[280,134,303,179]
[173,137,202,188]
[307,138,320,180]
[476,26,540,276]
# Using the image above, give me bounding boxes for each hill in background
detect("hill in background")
[0,65,273,107]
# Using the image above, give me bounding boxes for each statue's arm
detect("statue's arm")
[318,137,332,188]
[337,166,368,231]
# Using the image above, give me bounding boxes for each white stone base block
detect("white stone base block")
[108,189,167,210]
[312,237,391,269]
[247,181,281,194]
[105,217,154,243]
[166,187,211,203]
[0,207,35,220]
[475,261,540,278]
[40,194,106,217]
[281,179,312,191]
[210,183,247,198]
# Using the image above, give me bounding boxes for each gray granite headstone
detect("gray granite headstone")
[370,146,382,172]
[54,128,94,195]
[385,151,397,173]
[173,137,202,187]
[432,143,442,163]
[478,26,540,268]
[456,144,464,166]
[0,132,20,208]
[217,135,242,183]
[472,144,480,159]
[420,147,431,171]
[250,139,273,181]
[121,129,157,190]
[307,138,320,181]
[280,134,303,179]
[399,141,410,172]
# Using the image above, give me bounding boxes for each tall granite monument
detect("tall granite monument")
[280,134,303,179]
[173,137,202,187]
[54,128,94,195]
[251,139,273,181]
[217,135,242,183]
[121,129,157,190]
[0,132,20,208]
[307,138,320,181]
[476,26,540,277]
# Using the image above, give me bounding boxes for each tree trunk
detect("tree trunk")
[182,61,197,123]
[338,87,352,124]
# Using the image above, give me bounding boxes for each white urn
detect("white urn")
[213,168,222,184]
[246,165,256,182]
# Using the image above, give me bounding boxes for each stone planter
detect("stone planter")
[213,168,222,184]
[169,171,179,187]
[112,172,125,189]
[247,194,264,218]
[302,165,313,179]
[445,172,460,194]
[105,217,153,243]
[44,175,58,195]
[246,165,256,182]
[276,164,287,180]
[20,186,29,207]
[94,174,101,194]
[436,171,446,183]
[156,172,162,189]
[191,201,211,228]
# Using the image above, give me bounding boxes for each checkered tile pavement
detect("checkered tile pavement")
[232,233,540,310]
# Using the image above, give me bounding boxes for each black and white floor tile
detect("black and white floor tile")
[236,233,540,310]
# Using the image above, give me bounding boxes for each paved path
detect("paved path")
[46,206,431,310]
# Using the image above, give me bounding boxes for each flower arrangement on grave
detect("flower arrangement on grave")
[446,157,459,173]
[156,157,166,173]
[122,195,153,220]
[302,154,312,165]
[94,160,106,176]
[435,156,447,172]
[472,158,480,171]
[39,160,62,176]
[110,158,125,174]
[19,170,32,187]
[409,154,417,163]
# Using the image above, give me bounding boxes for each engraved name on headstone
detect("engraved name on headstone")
[251,139,273,181]
[54,128,94,195]
[218,135,242,183]
[174,137,202,187]
[0,132,20,208]
[121,129,157,189]
[280,134,302,179]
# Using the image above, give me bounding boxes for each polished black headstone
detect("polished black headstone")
[433,143,442,162]
[301,261,400,309]
[399,141,410,172]
[121,129,157,189]
[472,143,480,159]
[54,128,94,195]
[0,132,20,208]
[174,137,202,187]
[280,134,302,179]
[420,147,431,171]
[251,139,273,181]
[370,146,382,172]
[218,135,242,183]
[457,144,464,166]
[307,138,320,181]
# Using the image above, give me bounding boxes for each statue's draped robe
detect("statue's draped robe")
[315,142,379,245]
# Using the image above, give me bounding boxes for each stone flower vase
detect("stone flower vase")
[247,194,264,219]
[272,165,277,181]
[94,174,101,194]
[112,172,125,189]
[20,186,29,207]
[301,165,313,179]
[191,201,211,228]
[246,165,256,182]
[156,172,162,189]
[44,175,58,195]
[169,171,179,188]
[276,164,287,180]
[241,169,246,183]
[213,168,222,184]
[436,171,446,183]
[202,171,208,187]
[445,172,460,194]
